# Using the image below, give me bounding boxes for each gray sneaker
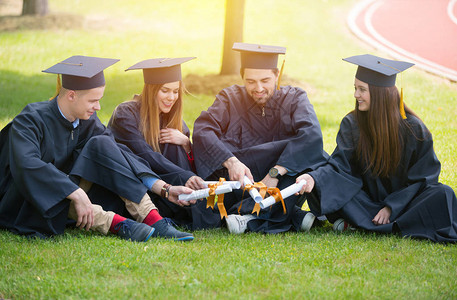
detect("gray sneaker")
[333,218,355,232]
[115,219,155,242]
[151,218,194,241]
[225,214,256,234]
[300,212,316,232]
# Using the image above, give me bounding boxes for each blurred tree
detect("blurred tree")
[22,0,48,15]
[220,0,245,75]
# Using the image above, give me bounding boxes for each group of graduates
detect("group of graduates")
[1,43,456,243]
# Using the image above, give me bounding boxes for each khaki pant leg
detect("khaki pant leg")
[79,178,93,193]
[67,178,115,235]
[121,193,157,223]
[68,203,114,235]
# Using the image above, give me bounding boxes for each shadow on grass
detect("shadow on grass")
[0,13,82,31]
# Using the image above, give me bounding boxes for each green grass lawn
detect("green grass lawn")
[1,0,456,298]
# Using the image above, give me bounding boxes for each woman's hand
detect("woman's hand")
[159,128,190,146]
[296,174,315,194]
[185,176,206,190]
[372,206,392,225]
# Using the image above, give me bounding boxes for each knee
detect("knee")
[85,135,116,151]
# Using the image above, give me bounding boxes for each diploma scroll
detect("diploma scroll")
[243,176,263,203]
[178,185,233,201]
[204,181,241,189]
[259,180,307,209]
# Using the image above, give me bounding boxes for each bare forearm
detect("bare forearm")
[222,156,239,169]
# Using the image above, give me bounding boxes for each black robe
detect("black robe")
[192,85,329,233]
[0,98,158,238]
[108,99,194,184]
[107,99,219,230]
[308,112,457,242]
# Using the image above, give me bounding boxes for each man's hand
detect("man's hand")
[372,206,392,225]
[185,175,206,190]
[168,185,196,206]
[261,165,287,188]
[67,188,94,231]
[261,175,279,188]
[222,157,253,185]
[296,174,315,194]
[152,180,196,206]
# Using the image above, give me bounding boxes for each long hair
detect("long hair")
[138,82,183,152]
[354,84,419,178]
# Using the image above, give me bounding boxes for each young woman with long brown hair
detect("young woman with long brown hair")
[297,54,457,242]
[108,57,220,230]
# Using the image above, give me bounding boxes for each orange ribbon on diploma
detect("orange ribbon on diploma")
[207,178,227,219]
[240,182,287,216]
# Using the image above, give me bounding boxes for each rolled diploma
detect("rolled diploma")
[243,176,263,203]
[204,181,241,189]
[178,185,233,201]
[259,180,307,209]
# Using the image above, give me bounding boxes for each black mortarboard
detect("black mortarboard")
[125,57,195,85]
[42,55,119,90]
[343,54,414,87]
[232,42,286,70]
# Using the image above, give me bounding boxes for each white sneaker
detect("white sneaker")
[300,212,316,232]
[333,218,354,232]
[225,214,256,234]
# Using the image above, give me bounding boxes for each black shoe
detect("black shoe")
[115,219,155,242]
[151,218,194,241]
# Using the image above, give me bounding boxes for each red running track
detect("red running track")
[348,0,457,82]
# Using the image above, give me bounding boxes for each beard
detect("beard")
[249,89,274,105]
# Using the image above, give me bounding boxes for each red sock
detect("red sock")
[142,209,163,226]
[109,214,127,234]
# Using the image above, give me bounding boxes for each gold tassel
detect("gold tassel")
[377,61,407,119]
[276,59,285,90]
[49,74,62,101]
[400,87,406,119]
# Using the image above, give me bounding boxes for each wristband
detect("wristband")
[161,183,171,199]
[165,184,172,200]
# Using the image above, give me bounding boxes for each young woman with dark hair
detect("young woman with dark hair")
[297,54,457,242]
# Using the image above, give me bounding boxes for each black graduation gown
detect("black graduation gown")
[108,99,195,184]
[308,112,457,242]
[0,98,157,238]
[107,99,218,230]
[192,85,329,233]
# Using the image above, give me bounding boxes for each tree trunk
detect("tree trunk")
[22,0,49,16]
[220,0,245,75]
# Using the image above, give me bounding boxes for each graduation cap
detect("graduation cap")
[125,57,196,85]
[233,42,287,90]
[343,54,414,87]
[43,55,119,91]
[343,54,414,119]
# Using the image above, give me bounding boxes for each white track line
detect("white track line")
[365,1,457,81]
[348,0,457,82]
[448,0,457,26]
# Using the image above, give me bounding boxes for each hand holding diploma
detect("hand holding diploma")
[178,185,233,201]
[204,181,241,189]
[222,156,254,185]
[259,179,307,209]
[296,174,315,194]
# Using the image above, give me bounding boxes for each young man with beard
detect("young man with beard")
[192,43,329,234]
